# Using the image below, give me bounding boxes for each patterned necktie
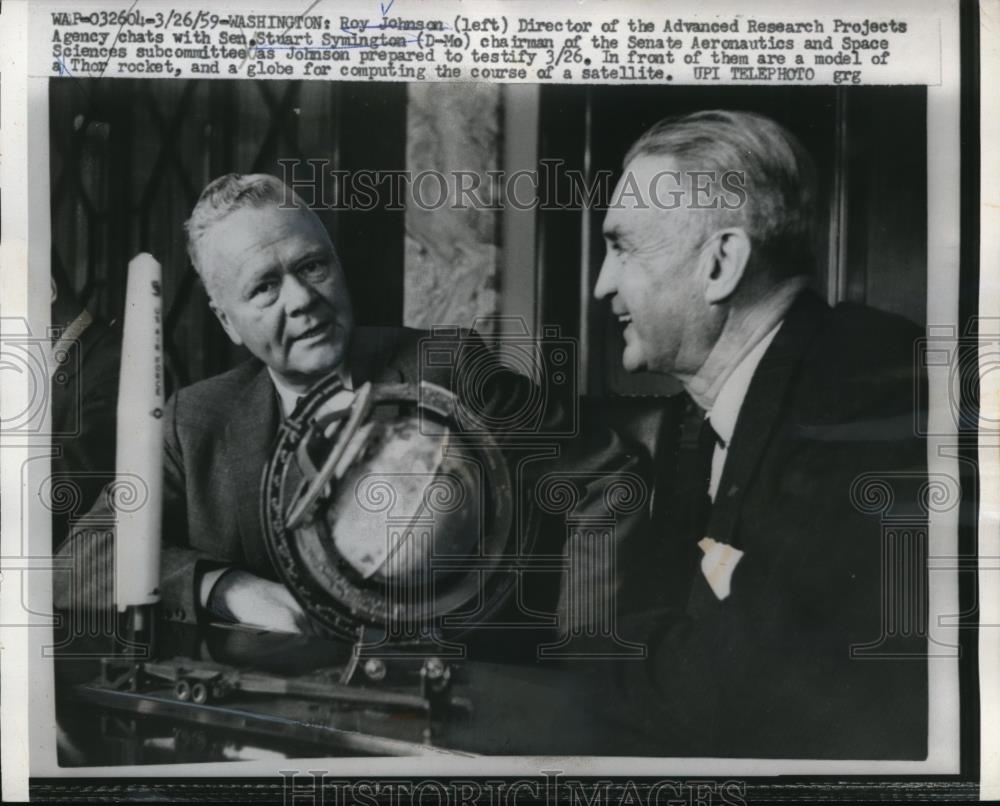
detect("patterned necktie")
[288,380,352,422]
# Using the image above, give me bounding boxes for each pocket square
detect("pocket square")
[697,537,744,601]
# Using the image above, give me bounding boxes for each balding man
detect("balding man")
[57,173,643,643]
[591,111,928,758]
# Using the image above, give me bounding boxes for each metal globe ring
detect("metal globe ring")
[261,375,516,641]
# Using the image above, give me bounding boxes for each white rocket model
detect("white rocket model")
[114,253,164,616]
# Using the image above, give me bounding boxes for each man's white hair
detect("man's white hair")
[626,109,818,278]
[184,173,313,287]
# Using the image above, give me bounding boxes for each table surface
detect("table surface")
[54,618,616,766]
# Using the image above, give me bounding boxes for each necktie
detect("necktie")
[650,408,718,538]
[641,407,721,609]
[691,416,721,541]
[288,382,353,422]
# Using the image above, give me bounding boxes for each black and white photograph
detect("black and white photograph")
[0,0,989,800]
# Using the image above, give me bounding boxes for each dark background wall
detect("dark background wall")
[50,78,406,392]
[50,79,926,397]
[535,85,927,396]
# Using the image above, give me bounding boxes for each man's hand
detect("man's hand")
[206,568,313,634]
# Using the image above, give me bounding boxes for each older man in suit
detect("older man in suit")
[585,110,928,759]
[57,173,641,640]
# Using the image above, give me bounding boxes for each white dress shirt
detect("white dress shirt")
[706,323,782,501]
[268,365,353,417]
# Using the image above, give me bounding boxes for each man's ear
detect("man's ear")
[209,300,243,347]
[703,227,752,305]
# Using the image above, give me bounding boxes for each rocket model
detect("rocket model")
[114,254,164,642]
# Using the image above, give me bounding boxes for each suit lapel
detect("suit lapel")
[224,364,281,575]
[706,290,831,548]
[223,329,417,576]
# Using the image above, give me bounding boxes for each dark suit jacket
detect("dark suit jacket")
[158,326,445,623]
[588,290,928,759]
[57,326,645,639]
